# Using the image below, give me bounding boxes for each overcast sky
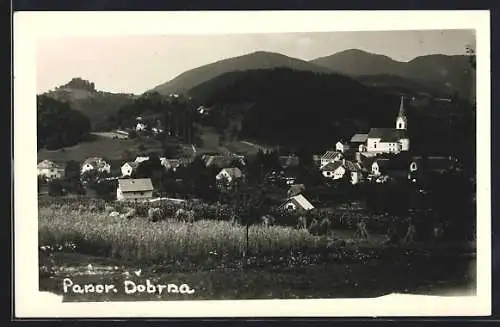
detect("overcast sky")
[36,29,475,95]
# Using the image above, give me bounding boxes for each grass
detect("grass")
[37,134,163,162]
[38,206,337,266]
[38,201,476,301]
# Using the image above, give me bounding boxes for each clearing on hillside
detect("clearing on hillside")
[37,134,164,162]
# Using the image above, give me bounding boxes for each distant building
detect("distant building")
[116,178,154,201]
[121,162,140,177]
[37,160,65,181]
[335,141,350,153]
[81,157,111,175]
[280,194,315,213]
[321,160,362,184]
[136,122,147,132]
[320,150,343,168]
[216,167,244,184]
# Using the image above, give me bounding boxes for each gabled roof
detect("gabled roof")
[82,157,109,169]
[122,161,140,169]
[321,161,343,172]
[350,133,369,143]
[367,128,408,142]
[321,150,342,161]
[344,160,362,173]
[288,194,315,211]
[118,178,153,192]
[37,160,64,169]
[220,167,243,179]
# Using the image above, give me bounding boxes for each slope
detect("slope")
[151,51,333,96]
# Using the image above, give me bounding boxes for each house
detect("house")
[366,96,410,154]
[37,160,65,181]
[320,150,343,168]
[321,162,345,180]
[81,157,111,175]
[321,160,363,184]
[350,133,369,147]
[116,178,154,201]
[216,167,244,184]
[370,156,411,181]
[121,162,140,177]
[136,122,147,132]
[278,155,300,169]
[135,156,150,163]
[344,160,363,184]
[287,184,306,197]
[280,194,315,213]
[335,141,350,153]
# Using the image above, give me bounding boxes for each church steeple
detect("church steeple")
[396,96,407,130]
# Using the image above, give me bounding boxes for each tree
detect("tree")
[37,95,91,150]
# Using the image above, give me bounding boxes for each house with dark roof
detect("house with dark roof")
[116,178,154,201]
[366,96,410,154]
[370,155,412,181]
[321,160,363,184]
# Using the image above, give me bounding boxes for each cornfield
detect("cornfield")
[38,206,332,266]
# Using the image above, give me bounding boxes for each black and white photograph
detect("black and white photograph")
[14,10,491,317]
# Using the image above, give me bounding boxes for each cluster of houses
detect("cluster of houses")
[313,96,460,185]
[38,96,461,214]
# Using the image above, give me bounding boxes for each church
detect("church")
[364,96,410,154]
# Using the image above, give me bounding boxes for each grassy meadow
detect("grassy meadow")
[38,200,476,301]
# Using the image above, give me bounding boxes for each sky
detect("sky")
[36,30,475,95]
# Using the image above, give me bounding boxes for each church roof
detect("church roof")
[350,133,369,143]
[398,96,406,118]
[368,128,408,142]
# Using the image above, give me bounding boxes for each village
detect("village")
[37,96,465,241]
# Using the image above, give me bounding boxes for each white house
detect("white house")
[280,194,315,213]
[116,178,154,201]
[216,167,243,184]
[81,157,111,175]
[136,122,147,132]
[37,160,65,180]
[320,150,343,168]
[121,162,140,177]
[335,141,350,153]
[321,162,345,180]
[322,160,363,184]
[366,96,410,154]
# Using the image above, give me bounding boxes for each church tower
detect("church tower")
[395,96,407,130]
